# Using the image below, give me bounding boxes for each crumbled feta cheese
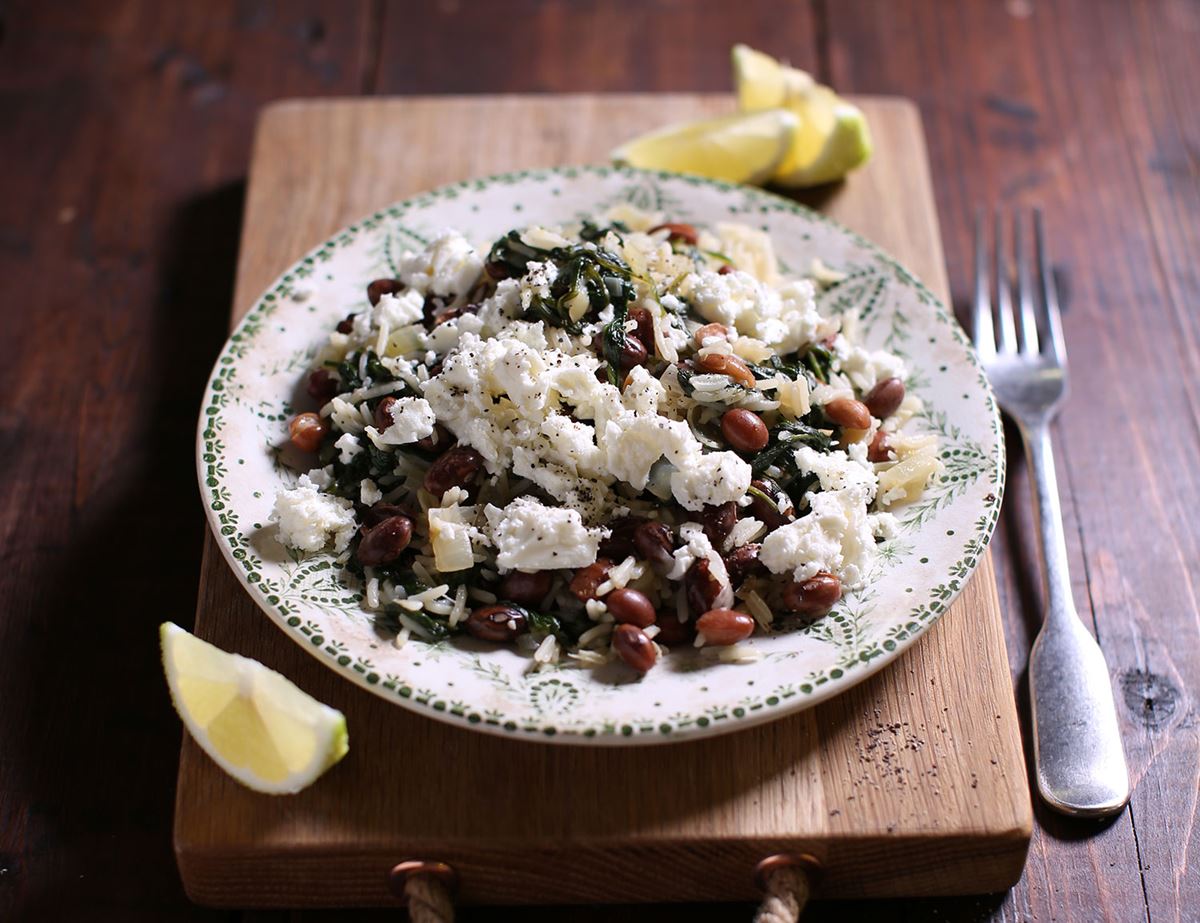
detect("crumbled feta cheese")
[667,523,734,608]
[601,413,697,490]
[519,261,558,311]
[271,474,357,553]
[360,478,383,506]
[792,445,877,504]
[327,396,367,434]
[685,269,777,327]
[868,511,900,540]
[538,414,605,475]
[425,311,485,355]
[375,290,425,328]
[485,497,606,571]
[334,432,362,465]
[759,489,874,587]
[305,465,335,489]
[373,397,436,446]
[839,345,907,394]
[399,230,484,299]
[621,364,667,414]
[670,449,753,511]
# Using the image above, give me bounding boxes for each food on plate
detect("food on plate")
[160,622,348,793]
[271,207,939,674]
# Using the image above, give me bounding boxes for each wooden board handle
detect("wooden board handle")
[391,861,457,923]
[754,855,818,922]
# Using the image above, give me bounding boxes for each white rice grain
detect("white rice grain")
[398,613,440,640]
[578,622,613,647]
[449,584,468,627]
[533,634,559,664]
[716,643,761,664]
[725,518,766,552]
[342,379,408,406]
[414,583,450,605]
[744,590,774,629]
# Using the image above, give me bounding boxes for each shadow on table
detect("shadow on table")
[3,184,245,921]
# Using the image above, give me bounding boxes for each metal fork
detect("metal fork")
[974,210,1130,818]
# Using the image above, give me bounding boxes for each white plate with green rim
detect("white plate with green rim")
[197,166,1004,745]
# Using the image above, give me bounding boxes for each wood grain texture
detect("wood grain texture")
[4,1,1196,920]
[823,3,1200,920]
[174,94,1030,908]
[0,2,374,921]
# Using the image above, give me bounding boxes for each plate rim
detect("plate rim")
[195,164,1006,746]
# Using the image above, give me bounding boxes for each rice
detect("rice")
[743,589,774,629]
[449,584,469,626]
[533,634,559,664]
[577,622,613,648]
[716,643,761,664]
[724,518,766,552]
[568,649,608,666]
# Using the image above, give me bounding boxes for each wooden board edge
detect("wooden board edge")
[176,826,1031,907]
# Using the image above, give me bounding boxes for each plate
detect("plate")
[197,166,1003,744]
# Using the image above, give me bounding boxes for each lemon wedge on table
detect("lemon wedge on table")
[160,622,348,794]
[732,44,872,188]
[611,109,798,186]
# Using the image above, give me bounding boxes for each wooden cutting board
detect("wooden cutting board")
[175,95,1032,908]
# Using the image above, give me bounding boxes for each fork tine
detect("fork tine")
[993,212,1019,354]
[1015,212,1040,355]
[1034,209,1068,366]
[972,210,996,362]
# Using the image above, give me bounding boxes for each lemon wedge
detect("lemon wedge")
[161,622,348,794]
[732,45,872,187]
[611,109,798,186]
[731,43,814,111]
[771,85,872,187]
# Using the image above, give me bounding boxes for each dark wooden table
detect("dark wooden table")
[1,1,1195,921]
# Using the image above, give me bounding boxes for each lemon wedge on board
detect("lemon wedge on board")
[161,622,348,794]
[771,84,872,187]
[611,108,798,186]
[731,44,872,187]
[731,43,815,111]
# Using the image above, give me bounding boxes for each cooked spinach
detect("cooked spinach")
[579,219,629,244]
[398,610,453,641]
[801,343,835,384]
[487,228,636,338]
[752,419,833,477]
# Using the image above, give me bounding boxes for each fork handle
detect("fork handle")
[1023,424,1074,617]
[1021,421,1131,817]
